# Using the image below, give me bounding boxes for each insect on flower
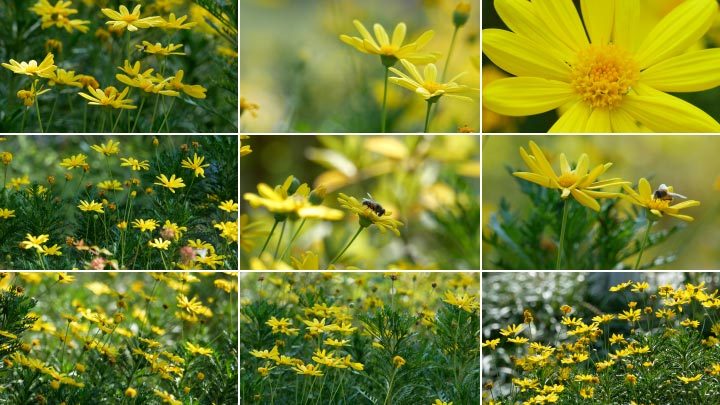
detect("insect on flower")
[653,184,687,202]
[361,193,385,216]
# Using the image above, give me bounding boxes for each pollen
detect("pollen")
[647,198,670,211]
[557,173,579,188]
[570,45,639,110]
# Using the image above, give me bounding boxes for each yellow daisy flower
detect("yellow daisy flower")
[78,86,136,109]
[2,53,56,78]
[165,70,207,99]
[136,41,185,56]
[148,238,171,250]
[180,153,210,178]
[389,60,477,103]
[161,13,197,30]
[218,200,238,212]
[154,174,185,193]
[120,157,149,171]
[78,200,104,214]
[337,193,403,236]
[340,20,440,65]
[0,208,15,219]
[59,154,88,169]
[20,234,50,251]
[483,0,720,132]
[622,178,700,221]
[41,244,62,256]
[132,218,159,232]
[101,5,163,32]
[90,140,120,156]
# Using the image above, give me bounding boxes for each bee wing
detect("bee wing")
[668,192,687,199]
[366,192,374,200]
[658,184,669,192]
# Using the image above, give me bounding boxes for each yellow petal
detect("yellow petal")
[513,172,554,188]
[575,154,589,177]
[635,0,717,69]
[613,0,639,51]
[373,23,390,47]
[640,49,720,92]
[571,189,600,212]
[549,101,592,132]
[483,77,576,116]
[529,141,558,180]
[622,92,720,133]
[609,108,643,133]
[585,108,611,132]
[533,0,589,53]
[391,23,406,47]
[494,0,575,60]
[559,153,571,175]
[638,178,652,200]
[667,213,694,222]
[670,200,701,210]
[482,29,570,82]
[519,147,543,174]
[580,0,614,45]
[353,20,378,49]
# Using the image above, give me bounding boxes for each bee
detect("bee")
[362,193,386,216]
[652,184,686,202]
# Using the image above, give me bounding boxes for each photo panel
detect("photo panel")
[240,134,480,270]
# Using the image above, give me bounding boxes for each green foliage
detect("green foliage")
[0,285,37,360]
[483,170,681,269]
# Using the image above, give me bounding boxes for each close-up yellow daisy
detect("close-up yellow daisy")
[622,178,700,222]
[483,0,720,132]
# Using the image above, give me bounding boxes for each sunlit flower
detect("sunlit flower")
[389,60,477,102]
[101,5,163,32]
[482,0,720,132]
[154,174,185,193]
[2,53,56,78]
[16,80,51,107]
[165,70,207,99]
[120,157,149,171]
[442,290,479,313]
[337,193,403,235]
[218,200,238,212]
[160,13,197,30]
[98,180,123,191]
[214,221,238,243]
[78,200,104,214]
[340,20,440,65]
[41,244,62,256]
[59,154,88,170]
[20,234,50,251]
[244,176,343,220]
[148,238,171,250]
[132,218,158,232]
[0,208,16,219]
[292,363,323,377]
[678,374,703,384]
[180,153,209,178]
[78,86,136,109]
[186,342,213,357]
[513,141,627,211]
[622,178,700,221]
[136,41,185,56]
[47,68,84,87]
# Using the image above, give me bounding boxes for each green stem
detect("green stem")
[2,166,7,190]
[423,101,433,133]
[274,220,287,259]
[383,368,398,405]
[34,98,44,133]
[327,226,364,268]
[111,108,124,133]
[149,93,161,132]
[281,218,307,260]
[634,219,653,270]
[99,109,107,133]
[131,96,146,133]
[46,95,58,132]
[259,219,279,256]
[20,108,27,133]
[159,250,168,270]
[158,97,175,133]
[441,26,460,82]
[556,199,570,270]
[381,67,389,132]
[83,103,88,133]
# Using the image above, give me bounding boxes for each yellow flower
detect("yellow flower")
[78,86,136,109]
[78,200,104,214]
[0,208,15,219]
[20,234,50,251]
[160,13,197,30]
[677,374,702,384]
[0,151,12,165]
[499,323,525,337]
[324,338,349,347]
[153,389,181,405]
[180,153,209,178]
[136,41,185,56]
[392,355,406,368]
[290,251,320,270]
[2,53,56,78]
[513,141,627,211]
[132,218,158,232]
[161,220,187,241]
[41,244,62,256]
[240,97,259,117]
[59,154,87,170]
[442,290,479,312]
[185,342,213,357]
[337,193,403,235]
[154,174,185,193]
[47,68,83,87]
[16,80,51,107]
[101,5,163,32]
[165,70,207,99]
[148,238,171,250]
[622,178,700,221]
[97,180,123,191]
[340,20,440,65]
[218,200,238,212]
[214,221,238,243]
[482,339,501,350]
[483,0,720,132]
[9,175,30,190]
[292,363,323,377]
[244,176,343,220]
[389,60,478,102]
[125,387,137,398]
[120,157,149,171]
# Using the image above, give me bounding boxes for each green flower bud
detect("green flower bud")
[453,2,471,28]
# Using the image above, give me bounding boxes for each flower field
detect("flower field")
[0,0,237,133]
[241,272,480,404]
[240,135,480,270]
[240,0,479,133]
[0,271,238,404]
[483,272,720,404]
[0,135,238,270]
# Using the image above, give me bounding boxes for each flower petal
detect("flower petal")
[353,20,379,49]
[529,141,558,180]
[483,77,577,116]
[612,0,640,51]
[533,0,589,53]
[635,0,717,69]
[559,153,571,175]
[640,49,720,92]
[670,200,701,210]
[638,178,652,200]
[575,154,589,178]
[570,189,601,212]
[373,23,390,47]
[585,108,611,132]
[391,23,406,47]
[549,101,592,132]
[580,0,614,45]
[609,108,645,133]
[513,172,554,188]
[482,29,571,81]
[622,91,720,133]
[666,213,694,222]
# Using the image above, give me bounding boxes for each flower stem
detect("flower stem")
[556,199,570,270]
[46,95,58,132]
[281,218,307,260]
[274,220,287,259]
[381,67,389,132]
[20,108,27,133]
[131,96,146,133]
[441,26,460,82]
[423,101,433,133]
[327,225,364,269]
[260,219,279,256]
[634,219,653,270]
[34,98,44,133]
[111,109,124,133]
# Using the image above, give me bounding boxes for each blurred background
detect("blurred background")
[483,135,720,269]
[240,135,480,269]
[482,0,720,132]
[240,0,479,133]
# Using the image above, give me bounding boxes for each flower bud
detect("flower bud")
[0,152,12,166]
[453,1,471,27]
[287,176,301,195]
[309,185,327,205]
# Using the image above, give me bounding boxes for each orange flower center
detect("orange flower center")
[647,198,670,211]
[570,44,639,110]
[557,172,579,188]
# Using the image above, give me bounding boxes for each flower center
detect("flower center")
[570,45,639,110]
[423,81,444,94]
[647,198,670,211]
[379,45,399,55]
[557,172,579,188]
